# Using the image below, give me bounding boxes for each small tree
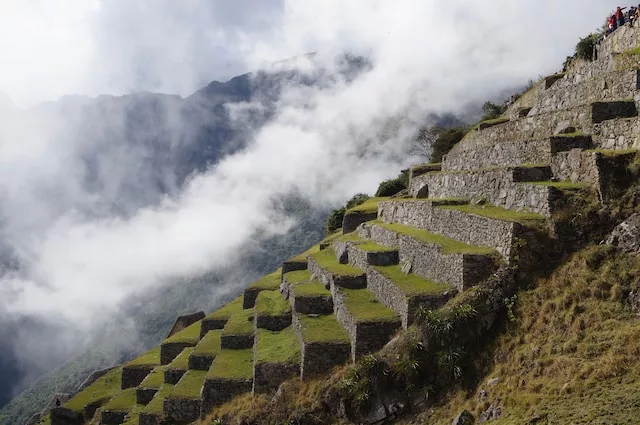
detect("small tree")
[480,101,507,122]
[325,207,346,234]
[576,33,599,62]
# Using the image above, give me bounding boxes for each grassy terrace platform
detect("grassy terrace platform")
[139,366,166,389]
[102,387,137,413]
[222,310,254,336]
[170,370,207,399]
[310,249,365,277]
[335,233,396,252]
[126,346,161,368]
[298,314,350,343]
[339,288,400,322]
[288,243,321,263]
[247,269,282,291]
[345,197,390,215]
[207,349,254,380]
[373,265,451,296]
[373,221,496,256]
[163,321,201,345]
[192,330,222,357]
[168,347,194,370]
[142,384,174,414]
[439,204,545,225]
[255,290,291,317]
[292,281,331,297]
[284,269,312,283]
[64,367,122,412]
[204,295,244,321]
[255,327,301,364]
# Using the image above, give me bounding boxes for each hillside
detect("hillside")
[38,21,640,425]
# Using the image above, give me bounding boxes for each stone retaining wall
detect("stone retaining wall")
[121,366,154,390]
[100,410,127,425]
[292,313,351,379]
[221,334,254,350]
[166,311,205,339]
[290,291,334,315]
[529,70,640,116]
[346,245,399,270]
[551,150,601,186]
[50,408,83,425]
[253,361,300,394]
[136,388,158,405]
[593,116,640,149]
[164,397,202,424]
[343,212,378,234]
[164,367,186,385]
[139,412,161,425]
[409,168,558,217]
[188,353,215,371]
[199,318,228,339]
[307,256,367,290]
[243,288,262,309]
[161,342,195,365]
[83,401,103,422]
[201,378,253,417]
[366,268,455,329]
[255,313,292,331]
[378,200,529,259]
[444,135,593,172]
[331,288,401,360]
[358,223,496,291]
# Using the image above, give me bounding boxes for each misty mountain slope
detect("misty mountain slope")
[0,56,369,425]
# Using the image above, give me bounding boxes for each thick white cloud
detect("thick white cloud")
[0,1,623,324]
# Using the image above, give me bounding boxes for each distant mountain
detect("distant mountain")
[0,54,370,425]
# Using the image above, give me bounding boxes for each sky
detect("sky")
[0,0,624,383]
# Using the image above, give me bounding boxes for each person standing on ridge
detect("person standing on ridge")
[616,6,627,27]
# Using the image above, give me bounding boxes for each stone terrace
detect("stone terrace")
[49,22,640,425]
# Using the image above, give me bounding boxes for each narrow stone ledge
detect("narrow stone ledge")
[200,378,253,418]
[121,366,154,390]
[253,362,300,394]
[164,397,202,424]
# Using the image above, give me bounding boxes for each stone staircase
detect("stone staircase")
[48,23,640,425]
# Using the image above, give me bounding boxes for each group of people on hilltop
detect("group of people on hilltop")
[607,5,640,34]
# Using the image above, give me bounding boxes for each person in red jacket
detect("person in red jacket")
[616,6,627,27]
[609,15,617,33]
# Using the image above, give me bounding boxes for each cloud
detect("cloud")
[0,0,624,385]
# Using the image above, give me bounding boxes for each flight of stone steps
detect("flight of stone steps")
[47,24,640,425]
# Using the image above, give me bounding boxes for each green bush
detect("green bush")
[576,33,599,61]
[375,176,406,197]
[480,101,507,122]
[429,128,466,163]
[325,207,346,235]
[345,193,371,210]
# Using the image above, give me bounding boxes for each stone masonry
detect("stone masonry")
[164,397,202,424]
[121,366,154,390]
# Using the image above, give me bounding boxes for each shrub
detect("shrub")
[429,128,466,163]
[576,33,599,61]
[325,207,346,235]
[480,101,507,122]
[375,176,406,197]
[345,193,370,210]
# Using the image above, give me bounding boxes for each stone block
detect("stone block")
[290,291,334,315]
[201,378,253,417]
[164,397,202,424]
[343,212,378,234]
[121,366,154,389]
[136,388,158,405]
[299,341,351,380]
[253,361,300,394]
[282,259,308,274]
[199,318,228,339]
[139,412,161,425]
[347,244,399,270]
[100,410,127,425]
[164,368,186,385]
[161,342,196,365]
[242,288,261,309]
[188,353,215,371]
[255,313,292,331]
[220,334,254,350]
